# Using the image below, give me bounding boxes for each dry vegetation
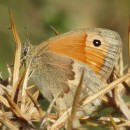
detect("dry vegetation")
[0,11,130,130]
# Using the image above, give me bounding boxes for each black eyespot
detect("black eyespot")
[93,39,101,47]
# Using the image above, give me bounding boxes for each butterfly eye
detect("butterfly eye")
[93,39,101,47]
[24,47,29,56]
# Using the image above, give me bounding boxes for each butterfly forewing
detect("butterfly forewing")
[35,28,122,80]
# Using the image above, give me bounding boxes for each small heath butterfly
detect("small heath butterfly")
[25,28,122,115]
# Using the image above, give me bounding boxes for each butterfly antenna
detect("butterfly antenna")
[50,25,60,35]
[24,26,31,46]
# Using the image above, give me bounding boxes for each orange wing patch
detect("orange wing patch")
[47,32,107,75]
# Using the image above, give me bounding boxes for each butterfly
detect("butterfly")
[25,28,122,115]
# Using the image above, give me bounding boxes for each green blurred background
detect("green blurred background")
[0,0,129,77]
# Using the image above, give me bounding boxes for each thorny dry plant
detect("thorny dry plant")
[0,11,130,130]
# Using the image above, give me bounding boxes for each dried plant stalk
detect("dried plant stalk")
[9,9,21,86]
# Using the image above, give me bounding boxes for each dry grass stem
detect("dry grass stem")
[21,61,31,112]
[26,90,44,118]
[109,115,119,130]
[0,116,19,130]
[11,70,26,102]
[118,94,130,120]
[83,72,130,106]
[67,69,84,130]
[9,9,21,86]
